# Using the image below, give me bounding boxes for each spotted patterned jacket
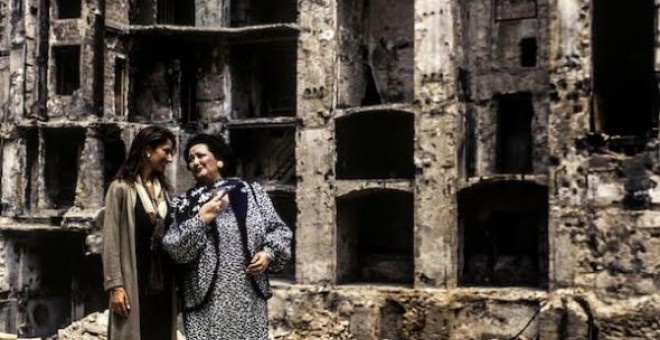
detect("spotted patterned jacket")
[162,179,292,310]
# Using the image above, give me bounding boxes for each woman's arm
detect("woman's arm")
[162,198,211,264]
[102,181,127,291]
[252,183,293,273]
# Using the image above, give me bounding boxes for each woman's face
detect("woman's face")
[187,143,222,184]
[146,139,174,174]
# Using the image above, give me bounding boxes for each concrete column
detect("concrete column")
[413,0,463,288]
[196,0,225,26]
[74,128,104,209]
[295,0,338,284]
[546,0,592,289]
[0,130,22,215]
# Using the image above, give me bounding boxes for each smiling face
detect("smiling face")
[187,143,223,184]
[146,139,174,174]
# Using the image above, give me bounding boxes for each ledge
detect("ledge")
[334,103,416,119]
[457,174,549,191]
[335,179,414,197]
[258,181,296,194]
[128,23,300,42]
[271,282,548,301]
[225,116,299,129]
[0,216,74,232]
[0,208,102,232]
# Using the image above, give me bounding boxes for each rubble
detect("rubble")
[57,311,108,340]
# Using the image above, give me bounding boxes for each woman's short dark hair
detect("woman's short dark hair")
[115,125,176,191]
[184,134,227,162]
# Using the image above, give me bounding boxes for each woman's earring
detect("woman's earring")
[146,153,151,158]
[217,160,224,168]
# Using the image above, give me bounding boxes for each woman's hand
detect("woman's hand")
[198,191,230,224]
[246,251,271,275]
[110,287,131,318]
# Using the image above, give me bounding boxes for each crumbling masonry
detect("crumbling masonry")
[0,0,659,338]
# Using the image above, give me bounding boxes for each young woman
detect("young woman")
[102,125,178,340]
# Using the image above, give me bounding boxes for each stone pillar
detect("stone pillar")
[295,0,338,284]
[546,0,591,289]
[196,0,225,26]
[74,128,104,209]
[413,0,463,288]
[0,129,22,215]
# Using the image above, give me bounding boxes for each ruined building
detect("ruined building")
[0,0,658,338]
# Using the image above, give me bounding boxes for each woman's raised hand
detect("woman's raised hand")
[199,191,230,224]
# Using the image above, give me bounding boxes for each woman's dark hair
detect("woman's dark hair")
[115,125,176,192]
[184,134,227,162]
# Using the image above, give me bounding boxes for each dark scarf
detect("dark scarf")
[173,178,246,224]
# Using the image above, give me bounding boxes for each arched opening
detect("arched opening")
[458,181,548,287]
[337,189,414,285]
[335,111,414,179]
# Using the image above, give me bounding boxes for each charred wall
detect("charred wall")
[0,0,659,338]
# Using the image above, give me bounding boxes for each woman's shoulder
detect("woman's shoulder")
[107,179,134,195]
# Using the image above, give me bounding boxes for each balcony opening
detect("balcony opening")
[24,129,39,211]
[336,111,414,179]
[113,57,127,116]
[458,181,548,288]
[56,0,81,19]
[337,189,414,285]
[53,45,80,95]
[228,127,296,184]
[520,37,537,67]
[44,128,84,209]
[231,40,296,119]
[496,93,533,174]
[157,0,195,25]
[130,41,203,123]
[230,0,296,26]
[592,0,657,138]
[337,0,414,107]
[268,191,296,281]
[4,232,105,337]
[132,0,156,25]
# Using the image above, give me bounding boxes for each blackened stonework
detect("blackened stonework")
[0,0,658,338]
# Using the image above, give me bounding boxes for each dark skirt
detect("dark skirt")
[135,199,173,340]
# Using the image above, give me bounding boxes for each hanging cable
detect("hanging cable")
[508,300,547,340]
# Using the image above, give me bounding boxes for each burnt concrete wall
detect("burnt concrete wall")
[0,0,659,338]
[546,0,660,335]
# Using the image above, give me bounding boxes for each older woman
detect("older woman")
[102,125,178,340]
[163,134,292,340]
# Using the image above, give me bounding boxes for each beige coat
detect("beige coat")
[101,180,177,340]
